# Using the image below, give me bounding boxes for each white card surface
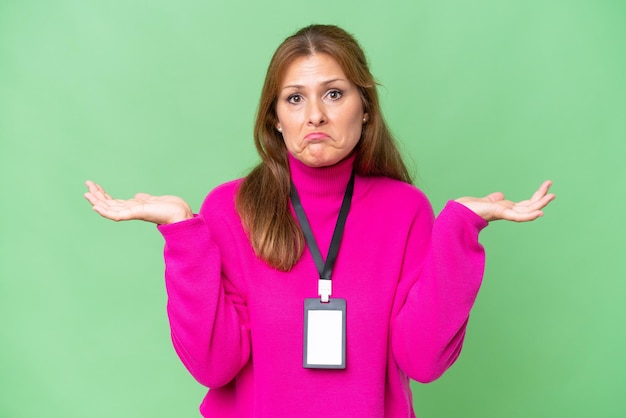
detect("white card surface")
[307,310,343,365]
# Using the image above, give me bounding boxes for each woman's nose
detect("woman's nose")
[306,99,327,126]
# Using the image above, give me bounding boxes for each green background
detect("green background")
[1,0,624,417]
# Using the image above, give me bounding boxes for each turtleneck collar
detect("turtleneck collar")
[288,153,356,200]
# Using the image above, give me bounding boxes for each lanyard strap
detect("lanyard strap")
[290,171,355,301]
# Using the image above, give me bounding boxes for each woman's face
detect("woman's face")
[275,53,367,168]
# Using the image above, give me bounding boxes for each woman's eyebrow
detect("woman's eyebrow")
[281,78,347,90]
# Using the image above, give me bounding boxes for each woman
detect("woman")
[85,24,554,418]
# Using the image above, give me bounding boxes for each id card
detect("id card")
[303,298,346,369]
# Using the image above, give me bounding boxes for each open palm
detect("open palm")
[84,180,193,225]
[455,180,555,222]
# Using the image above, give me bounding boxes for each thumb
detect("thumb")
[485,192,505,202]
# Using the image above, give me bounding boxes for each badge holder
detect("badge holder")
[303,280,346,369]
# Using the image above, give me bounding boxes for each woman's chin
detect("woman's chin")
[296,149,347,168]
[302,157,339,168]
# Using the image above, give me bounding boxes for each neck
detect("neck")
[288,154,356,200]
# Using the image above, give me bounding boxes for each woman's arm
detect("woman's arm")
[84,181,251,388]
[159,216,251,388]
[391,182,554,383]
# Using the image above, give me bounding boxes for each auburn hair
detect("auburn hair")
[236,24,412,271]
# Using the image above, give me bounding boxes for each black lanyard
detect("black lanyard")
[290,171,355,299]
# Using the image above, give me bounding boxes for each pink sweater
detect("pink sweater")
[158,154,488,417]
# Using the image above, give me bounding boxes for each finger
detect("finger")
[91,205,127,222]
[94,182,113,200]
[84,192,101,206]
[529,180,553,203]
[84,182,114,205]
[526,193,556,211]
[85,181,111,201]
[503,208,544,223]
[85,180,100,194]
[506,192,554,221]
[84,190,114,207]
[91,201,137,222]
[135,192,152,200]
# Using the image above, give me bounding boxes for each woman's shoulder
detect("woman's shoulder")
[363,175,431,208]
[199,178,244,217]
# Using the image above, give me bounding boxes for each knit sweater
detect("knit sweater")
[157,154,488,417]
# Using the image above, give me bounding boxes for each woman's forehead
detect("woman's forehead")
[279,53,348,87]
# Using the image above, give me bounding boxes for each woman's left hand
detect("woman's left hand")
[455,180,555,222]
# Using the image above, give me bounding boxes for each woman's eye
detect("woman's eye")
[287,94,302,104]
[327,90,343,100]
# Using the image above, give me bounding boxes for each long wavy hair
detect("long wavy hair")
[236,24,412,271]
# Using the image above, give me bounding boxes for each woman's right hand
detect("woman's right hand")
[84,180,194,225]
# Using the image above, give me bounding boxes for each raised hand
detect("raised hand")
[84,180,194,225]
[455,180,555,223]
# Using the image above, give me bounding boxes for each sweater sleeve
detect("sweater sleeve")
[391,199,488,383]
[157,213,251,389]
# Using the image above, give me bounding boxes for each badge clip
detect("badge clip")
[318,279,332,303]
